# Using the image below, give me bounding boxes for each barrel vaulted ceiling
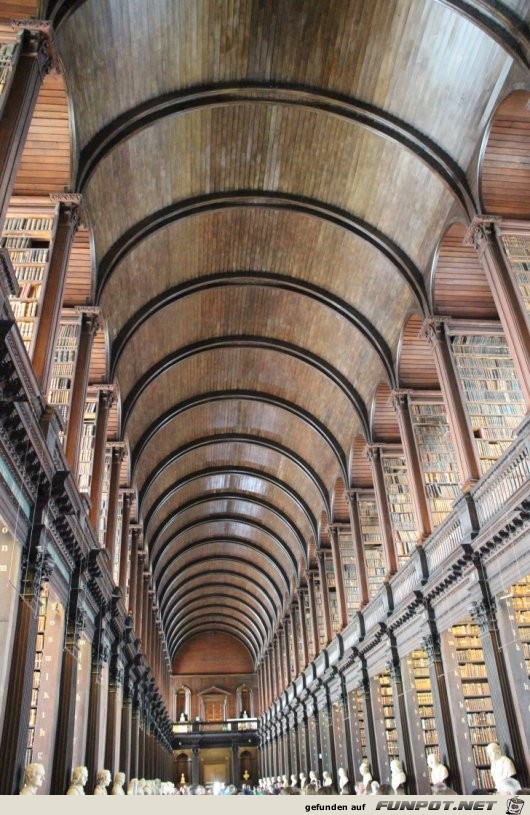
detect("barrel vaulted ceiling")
[51,0,529,666]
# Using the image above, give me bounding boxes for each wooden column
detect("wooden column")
[119,672,133,782]
[135,553,145,639]
[297,588,309,668]
[317,550,332,645]
[50,559,86,794]
[128,525,141,619]
[118,490,133,601]
[391,390,432,541]
[0,26,52,232]
[130,690,141,780]
[65,308,99,472]
[275,632,284,694]
[466,217,530,410]
[281,622,290,685]
[85,620,110,792]
[89,387,114,531]
[266,647,274,706]
[421,317,481,489]
[32,195,82,390]
[346,490,369,606]
[142,574,150,650]
[0,483,52,794]
[329,525,348,629]
[387,643,416,794]
[366,445,398,576]
[307,570,320,657]
[104,444,124,565]
[104,655,123,775]
[291,601,300,677]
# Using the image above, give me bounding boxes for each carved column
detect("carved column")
[291,601,300,677]
[50,559,86,794]
[0,25,54,231]
[346,490,369,606]
[142,573,150,650]
[130,685,141,780]
[366,444,398,575]
[85,615,110,791]
[317,550,332,644]
[104,443,124,563]
[118,490,133,601]
[0,481,53,794]
[470,597,529,787]
[297,588,309,668]
[231,742,240,785]
[307,569,320,657]
[89,387,114,531]
[466,217,530,410]
[421,317,481,489]
[192,745,200,784]
[33,195,82,390]
[65,308,99,472]
[266,647,275,706]
[386,647,416,793]
[275,632,284,694]
[119,670,133,781]
[135,551,145,638]
[422,632,462,793]
[128,525,141,619]
[391,390,432,541]
[104,652,123,775]
[329,525,348,629]
[281,622,290,685]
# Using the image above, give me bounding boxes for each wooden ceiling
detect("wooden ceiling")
[51,0,528,666]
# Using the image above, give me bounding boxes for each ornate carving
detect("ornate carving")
[97,641,110,665]
[463,216,502,254]
[421,634,440,661]
[365,443,382,463]
[419,316,446,347]
[11,20,60,75]
[468,598,496,633]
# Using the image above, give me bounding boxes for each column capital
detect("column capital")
[419,315,447,347]
[75,305,101,335]
[11,19,60,74]
[119,487,135,501]
[463,215,502,253]
[365,442,382,462]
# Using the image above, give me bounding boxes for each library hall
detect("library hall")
[0,0,530,799]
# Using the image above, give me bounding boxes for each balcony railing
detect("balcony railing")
[172,718,258,736]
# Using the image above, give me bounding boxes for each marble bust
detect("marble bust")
[67,765,88,795]
[322,770,333,787]
[94,769,111,795]
[390,759,407,793]
[359,759,372,786]
[111,771,126,794]
[338,767,349,794]
[19,763,45,795]
[427,754,448,786]
[486,742,518,791]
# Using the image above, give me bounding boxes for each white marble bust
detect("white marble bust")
[94,769,111,795]
[322,770,332,787]
[390,758,406,793]
[427,754,448,786]
[359,759,372,786]
[111,771,126,794]
[486,742,518,791]
[338,767,349,794]
[19,763,45,795]
[67,765,88,795]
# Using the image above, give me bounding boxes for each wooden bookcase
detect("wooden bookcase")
[338,528,360,615]
[510,575,530,680]
[501,233,530,319]
[451,334,526,474]
[349,686,367,763]
[381,452,416,563]
[357,495,385,599]
[451,622,497,789]
[410,400,460,528]
[314,576,326,651]
[78,395,98,495]
[324,553,340,634]
[1,202,58,357]
[97,447,112,546]
[302,591,315,661]
[47,314,80,442]
[410,649,439,763]
[27,585,49,766]
[378,671,399,760]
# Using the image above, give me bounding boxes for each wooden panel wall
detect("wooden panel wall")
[398,314,439,389]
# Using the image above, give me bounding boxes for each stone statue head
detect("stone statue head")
[97,769,111,786]
[25,763,45,787]
[71,766,88,786]
[114,772,125,785]
[487,742,502,761]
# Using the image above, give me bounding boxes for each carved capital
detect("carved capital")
[390,388,412,414]
[463,216,502,254]
[468,598,496,633]
[419,316,446,347]
[12,20,60,75]
[75,306,101,336]
[385,659,401,683]
[365,443,382,463]
[421,634,440,661]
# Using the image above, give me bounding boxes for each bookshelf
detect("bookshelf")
[47,316,80,441]
[410,401,460,527]
[501,233,530,319]
[509,575,530,680]
[451,334,526,474]
[112,494,123,585]
[349,686,367,763]
[451,623,497,789]
[1,204,57,356]
[97,448,112,546]
[357,496,385,598]
[382,452,416,562]
[78,396,98,495]
[410,649,439,763]
[378,671,399,760]
[338,529,360,616]
[27,585,49,766]
[324,554,340,634]
[302,591,315,660]
[314,576,326,651]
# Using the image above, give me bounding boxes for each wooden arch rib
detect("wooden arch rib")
[431,222,497,318]
[159,564,280,628]
[397,313,439,389]
[156,540,291,606]
[111,271,395,387]
[123,337,370,448]
[76,83,473,218]
[139,433,331,518]
[149,493,308,565]
[143,466,318,542]
[152,519,299,585]
[330,477,349,524]
[96,193,427,309]
[164,579,276,632]
[133,391,346,488]
[371,382,400,443]
[171,620,259,663]
[166,598,268,650]
[479,90,530,218]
